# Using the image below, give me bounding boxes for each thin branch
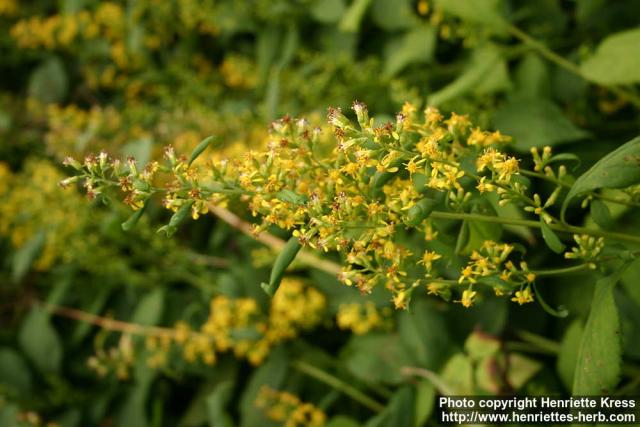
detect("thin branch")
[207,204,342,275]
[292,360,385,413]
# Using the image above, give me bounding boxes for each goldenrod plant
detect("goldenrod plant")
[2,1,640,426]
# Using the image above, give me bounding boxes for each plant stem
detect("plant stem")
[291,360,385,413]
[207,204,342,275]
[430,211,640,245]
[532,263,593,277]
[507,25,640,108]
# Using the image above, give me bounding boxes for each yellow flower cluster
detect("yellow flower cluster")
[336,302,390,335]
[255,386,326,427]
[10,3,120,50]
[178,278,325,366]
[66,101,572,309]
[220,55,258,89]
[0,0,17,16]
[0,159,83,270]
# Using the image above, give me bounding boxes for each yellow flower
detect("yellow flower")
[511,287,534,305]
[460,289,477,308]
[418,250,442,270]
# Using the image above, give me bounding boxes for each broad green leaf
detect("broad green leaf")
[383,26,436,78]
[493,98,589,151]
[372,0,417,31]
[12,230,46,282]
[557,320,584,391]
[464,331,500,361]
[621,258,640,307]
[590,198,613,229]
[0,347,32,394]
[440,353,473,394]
[131,288,165,326]
[206,381,234,427]
[540,219,565,253]
[428,46,506,106]
[18,307,63,374]
[514,53,550,99]
[433,0,506,27]
[572,272,624,395]
[240,347,288,427]
[399,300,454,370]
[261,237,302,296]
[505,353,542,390]
[341,334,413,384]
[28,56,68,104]
[339,0,373,33]
[580,28,640,85]
[561,136,640,221]
[311,0,346,24]
[414,380,435,427]
[365,386,414,427]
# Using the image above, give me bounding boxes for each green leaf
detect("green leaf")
[440,353,473,394]
[384,26,436,78]
[433,0,506,27]
[572,272,625,395]
[590,198,613,229]
[275,189,308,205]
[188,136,217,166]
[12,230,46,283]
[414,380,435,427]
[206,381,234,427]
[428,46,507,106]
[18,307,63,374]
[514,53,550,99]
[311,0,347,24]
[540,219,565,253]
[621,258,640,307]
[122,202,149,231]
[131,289,165,326]
[28,57,68,104]
[464,331,500,361]
[341,334,413,384]
[365,386,414,427]
[580,28,640,85]
[0,347,32,394]
[372,0,417,31]
[505,353,542,390]
[405,197,437,227]
[339,0,373,33]
[556,320,584,391]
[493,98,589,151]
[399,300,454,370]
[262,237,302,296]
[561,136,640,221]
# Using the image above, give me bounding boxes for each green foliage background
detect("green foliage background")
[1,0,640,426]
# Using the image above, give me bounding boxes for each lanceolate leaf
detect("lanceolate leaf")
[261,237,302,296]
[561,135,640,221]
[540,219,565,254]
[188,136,218,166]
[580,28,640,85]
[572,271,627,395]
